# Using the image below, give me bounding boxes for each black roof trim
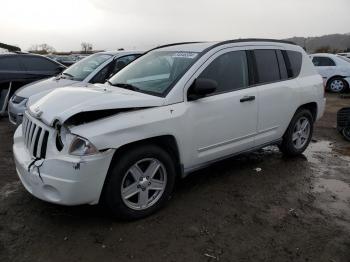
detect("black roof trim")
[216,38,296,46]
[198,38,297,59]
[149,38,296,53]
[14,51,29,54]
[148,42,205,52]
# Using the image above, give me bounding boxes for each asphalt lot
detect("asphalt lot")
[0,93,350,262]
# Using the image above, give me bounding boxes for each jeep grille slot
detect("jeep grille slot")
[22,114,50,159]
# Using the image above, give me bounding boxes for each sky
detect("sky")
[1,0,349,52]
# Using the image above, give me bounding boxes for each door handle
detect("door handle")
[240,95,255,102]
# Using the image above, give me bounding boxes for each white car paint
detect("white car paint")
[27,85,166,126]
[309,53,350,92]
[13,40,325,206]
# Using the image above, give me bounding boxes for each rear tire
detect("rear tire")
[342,127,350,141]
[279,109,314,156]
[103,144,176,220]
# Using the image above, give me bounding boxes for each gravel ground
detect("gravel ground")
[0,93,350,262]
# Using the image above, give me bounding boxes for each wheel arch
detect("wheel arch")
[326,75,349,89]
[105,134,183,183]
[296,102,318,122]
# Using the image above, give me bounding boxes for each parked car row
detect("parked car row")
[310,53,350,93]
[337,52,350,59]
[47,54,92,67]
[11,39,326,219]
[8,51,142,124]
[0,52,66,116]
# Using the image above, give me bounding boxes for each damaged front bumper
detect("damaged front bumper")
[13,126,115,205]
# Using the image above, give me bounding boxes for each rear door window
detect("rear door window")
[0,56,22,71]
[284,51,303,77]
[20,56,59,71]
[253,50,280,84]
[199,51,249,94]
[312,56,336,67]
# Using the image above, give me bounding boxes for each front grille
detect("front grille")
[337,107,350,129]
[22,113,50,159]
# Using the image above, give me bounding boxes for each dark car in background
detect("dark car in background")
[52,55,79,67]
[0,52,65,116]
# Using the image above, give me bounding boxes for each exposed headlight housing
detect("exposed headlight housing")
[68,136,98,156]
[12,95,27,104]
[56,124,72,151]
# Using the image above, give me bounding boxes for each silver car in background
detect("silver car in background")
[8,50,143,125]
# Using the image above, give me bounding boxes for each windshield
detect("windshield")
[108,51,199,96]
[62,53,112,81]
[338,56,350,63]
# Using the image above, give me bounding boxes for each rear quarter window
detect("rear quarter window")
[283,51,303,78]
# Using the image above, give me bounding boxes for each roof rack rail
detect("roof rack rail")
[153,38,296,49]
[145,38,297,54]
[14,51,29,54]
[216,38,297,46]
[148,42,205,52]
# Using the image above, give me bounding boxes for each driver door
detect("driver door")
[183,49,258,169]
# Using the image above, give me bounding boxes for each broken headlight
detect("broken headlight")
[56,125,71,151]
[12,95,27,104]
[68,136,98,156]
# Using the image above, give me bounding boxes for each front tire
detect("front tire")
[103,145,176,220]
[328,77,348,93]
[279,109,314,156]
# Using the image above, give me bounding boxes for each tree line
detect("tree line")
[28,42,94,54]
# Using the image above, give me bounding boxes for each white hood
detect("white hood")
[27,84,166,126]
[16,77,81,98]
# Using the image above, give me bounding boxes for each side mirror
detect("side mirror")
[188,78,217,101]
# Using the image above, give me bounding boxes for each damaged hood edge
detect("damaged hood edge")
[27,85,166,126]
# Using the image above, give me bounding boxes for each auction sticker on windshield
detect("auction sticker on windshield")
[172,52,198,59]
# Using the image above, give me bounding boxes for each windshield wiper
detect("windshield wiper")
[62,72,74,78]
[108,81,160,97]
[110,82,142,92]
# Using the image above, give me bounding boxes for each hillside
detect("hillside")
[285,33,350,53]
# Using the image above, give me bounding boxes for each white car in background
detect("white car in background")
[337,52,350,59]
[310,53,350,93]
[8,51,143,125]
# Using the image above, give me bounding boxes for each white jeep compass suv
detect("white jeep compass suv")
[13,39,325,219]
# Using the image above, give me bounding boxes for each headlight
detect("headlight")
[68,136,98,156]
[12,95,27,104]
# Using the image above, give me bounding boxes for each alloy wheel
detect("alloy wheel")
[121,158,167,210]
[292,116,311,149]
